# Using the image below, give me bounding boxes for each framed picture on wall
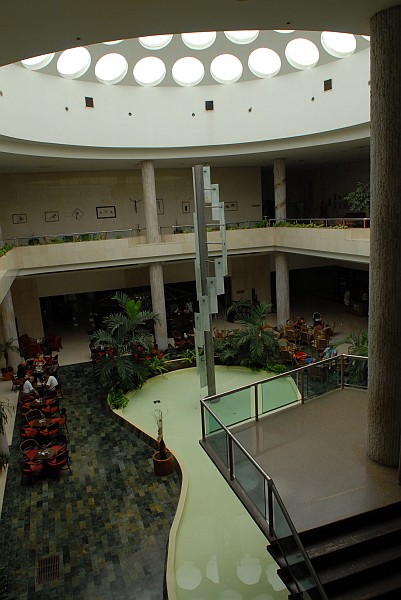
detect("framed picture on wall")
[96,205,116,219]
[182,201,190,214]
[12,213,27,224]
[156,198,164,215]
[72,208,84,220]
[45,211,59,222]
[224,201,238,211]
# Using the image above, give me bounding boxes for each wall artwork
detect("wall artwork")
[45,211,59,222]
[156,198,164,215]
[224,201,238,211]
[96,205,116,219]
[12,213,27,224]
[182,201,191,214]
[72,208,84,220]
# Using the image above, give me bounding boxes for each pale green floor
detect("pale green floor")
[122,366,296,600]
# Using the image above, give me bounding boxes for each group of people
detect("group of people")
[17,355,59,398]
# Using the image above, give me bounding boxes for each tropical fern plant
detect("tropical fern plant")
[215,301,278,370]
[91,292,160,393]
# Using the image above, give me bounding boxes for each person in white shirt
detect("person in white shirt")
[46,373,58,391]
[22,376,39,397]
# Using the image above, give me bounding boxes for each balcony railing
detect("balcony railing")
[200,354,368,599]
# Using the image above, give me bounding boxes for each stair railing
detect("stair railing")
[200,400,329,599]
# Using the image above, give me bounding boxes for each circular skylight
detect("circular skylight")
[95,53,128,84]
[138,35,173,50]
[21,53,55,70]
[172,57,205,86]
[211,54,243,84]
[133,56,166,86]
[274,30,295,34]
[57,47,91,79]
[102,40,124,46]
[285,38,319,69]
[224,30,259,44]
[248,48,281,78]
[321,32,356,58]
[181,32,216,50]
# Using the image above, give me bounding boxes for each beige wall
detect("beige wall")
[229,254,271,305]
[0,166,262,240]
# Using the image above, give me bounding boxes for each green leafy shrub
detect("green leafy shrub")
[266,362,287,374]
[108,388,129,410]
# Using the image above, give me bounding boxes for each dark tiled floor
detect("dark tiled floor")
[0,363,180,600]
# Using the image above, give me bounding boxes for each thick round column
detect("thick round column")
[149,263,168,351]
[367,6,401,466]
[141,160,160,244]
[274,158,290,327]
[141,161,168,350]
[0,290,20,371]
[275,252,290,328]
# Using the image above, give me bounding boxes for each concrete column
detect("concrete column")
[141,160,168,350]
[149,263,168,351]
[0,290,20,371]
[142,160,160,244]
[11,278,44,340]
[274,158,290,327]
[275,252,290,329]
[367,6,401,466]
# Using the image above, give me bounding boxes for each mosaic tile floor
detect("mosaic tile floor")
[0,363,180,600]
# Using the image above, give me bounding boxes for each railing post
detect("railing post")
[200,402,206,441]
[267,482,274,537]
[300,368,305,403]
[228,436,234,480]
[340,355,345,389]
[254,384,259,421]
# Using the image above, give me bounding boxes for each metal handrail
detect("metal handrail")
[200,399,329,599]
[200,354,368,599]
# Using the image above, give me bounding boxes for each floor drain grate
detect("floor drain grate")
[36,555,60,584]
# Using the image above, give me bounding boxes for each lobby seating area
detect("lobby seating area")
[0,363,180,599]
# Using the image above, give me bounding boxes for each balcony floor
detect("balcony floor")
[234,388,401,533]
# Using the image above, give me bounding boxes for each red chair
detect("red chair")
[38,423,59,442]
[19,425,38,440]
[20,458,44,484]
[20,438,42,459]
[46,450,71,477]
[42,398,59,416]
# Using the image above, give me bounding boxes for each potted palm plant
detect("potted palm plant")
[152,408,174,476]
[0,338,21,380]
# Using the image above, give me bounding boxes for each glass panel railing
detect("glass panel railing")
[303,361,339,399]
[272,494,324,599]
[203,410,228,467]
[233,441,266,517]
[343,356,368,389]
[207,387,253,427]
[260,375,300,414]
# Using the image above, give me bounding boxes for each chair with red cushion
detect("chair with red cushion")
[24,409,44,423]
[20,438,42,459]
[19,425,38,440]
[20,458,44,484]
[38,423,59,442]
[42,398,59,416]
[46,449,72,477]
[44,433,68,449]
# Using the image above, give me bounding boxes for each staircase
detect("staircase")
[268,502,401,600]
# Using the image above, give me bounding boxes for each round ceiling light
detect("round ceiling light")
[103,40,124,46]
[95,53,128,84]
[21,53,55,70]
[285,38,319,69]
[172,57,205,86]
[224,30,259,44]
[138,34,173,50]
[57,47,91,79]
[321,32,356,58]
[211,54,243,84]
[133,56,166,86]
[248,48,281,78]
[181,32,216,50]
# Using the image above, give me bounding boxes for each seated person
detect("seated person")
[320,345,338,360]
[17,360,27,379]
[45,372,58,391]
[22,375,39,397]
[294,350,316,365]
